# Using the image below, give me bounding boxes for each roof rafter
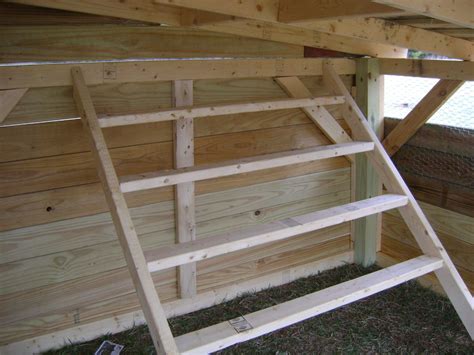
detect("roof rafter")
[153,0,474,60]
[5,0,406,58]
[373,0,474,29]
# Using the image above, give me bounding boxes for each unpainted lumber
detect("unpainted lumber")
[323,61,474,338]
[173,80,197,299]
[71,67,179,354]
[120,142,372,193]
[0,251,354,354]
[383,79,464,156]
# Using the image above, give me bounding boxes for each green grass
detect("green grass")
[45,264,473,354]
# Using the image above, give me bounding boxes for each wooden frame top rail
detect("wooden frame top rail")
[379,59,474,80]
[0,58,356,90]
[98,96,345,127]
[120,141,374,193]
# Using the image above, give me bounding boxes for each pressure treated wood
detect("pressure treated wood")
[0,25,303,63]
[383,79,464,156]
[175,256,443,354]
[278,0,403,22]
[0,58,356,90]
[6,0,405,58]
[146,195,408,272]
[275,76,354,163]
[354,58,384,266]
[302,17,474,61]
[374,0,474,29]
[98,96,345,127]
[173,80,197,299]
[71,67,178,354]
[120,142,373,193]
[379,59,474,80]
[0,88,27,123]
[323,61,474,338]
[0,251,354,355]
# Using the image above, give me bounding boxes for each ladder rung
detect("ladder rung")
[145,194,408,273]
[121,142,374,193]
[98,96,345,127]
[175,255,443,354]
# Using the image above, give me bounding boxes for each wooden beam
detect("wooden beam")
[275,76,355,163]
[0,251,354,355]
[120,142,374,193]
[374,0,474,29]
[173,80,197,299]
[71,67,179,354]
[98,96,345,128]
[151,0,471,59]
[194,17,407,58]
[175,256,443,354]
[6,0,183,25]
[379,59,474,80]
[322,61,474,338]
[0,24,304,63]
[278,0,405,22]
[352,58,384,266]
[0,88,27,123]
[302,17,474,61]
[275,77,354,155]
[0,58,356,90]
[383,79,464,156]
[6,0,405,58]
[146,195,408,272]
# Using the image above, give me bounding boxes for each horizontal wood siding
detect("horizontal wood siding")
[0,75,354,345]
[381,202,474,292]
[0,25,303,63]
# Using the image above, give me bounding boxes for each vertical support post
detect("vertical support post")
[353,58,384,266]
[173,80,197,298]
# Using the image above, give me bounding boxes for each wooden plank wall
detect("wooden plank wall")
[0,5,354,343]
[0,74,354,345]
[0,3,303,62]
[381,119,474,293]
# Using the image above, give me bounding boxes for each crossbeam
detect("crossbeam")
[175,256,443,354]
[120,142,374,193]
[98,96,345,128]
[146,194,408,273]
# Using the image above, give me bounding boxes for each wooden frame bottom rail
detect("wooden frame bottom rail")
[176,256,443,354]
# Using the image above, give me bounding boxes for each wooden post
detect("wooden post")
[353,58,384,266]
[173,80,197,298]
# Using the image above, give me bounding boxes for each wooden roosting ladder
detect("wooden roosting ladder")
[71,62,473,354]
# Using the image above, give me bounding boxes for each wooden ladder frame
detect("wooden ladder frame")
[71,63,473,354]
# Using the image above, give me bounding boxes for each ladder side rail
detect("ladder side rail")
[322,61,474,338]
[71,67,179,354]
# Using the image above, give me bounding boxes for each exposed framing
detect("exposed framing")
[383,79,464,156]
[1,57,472,353]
